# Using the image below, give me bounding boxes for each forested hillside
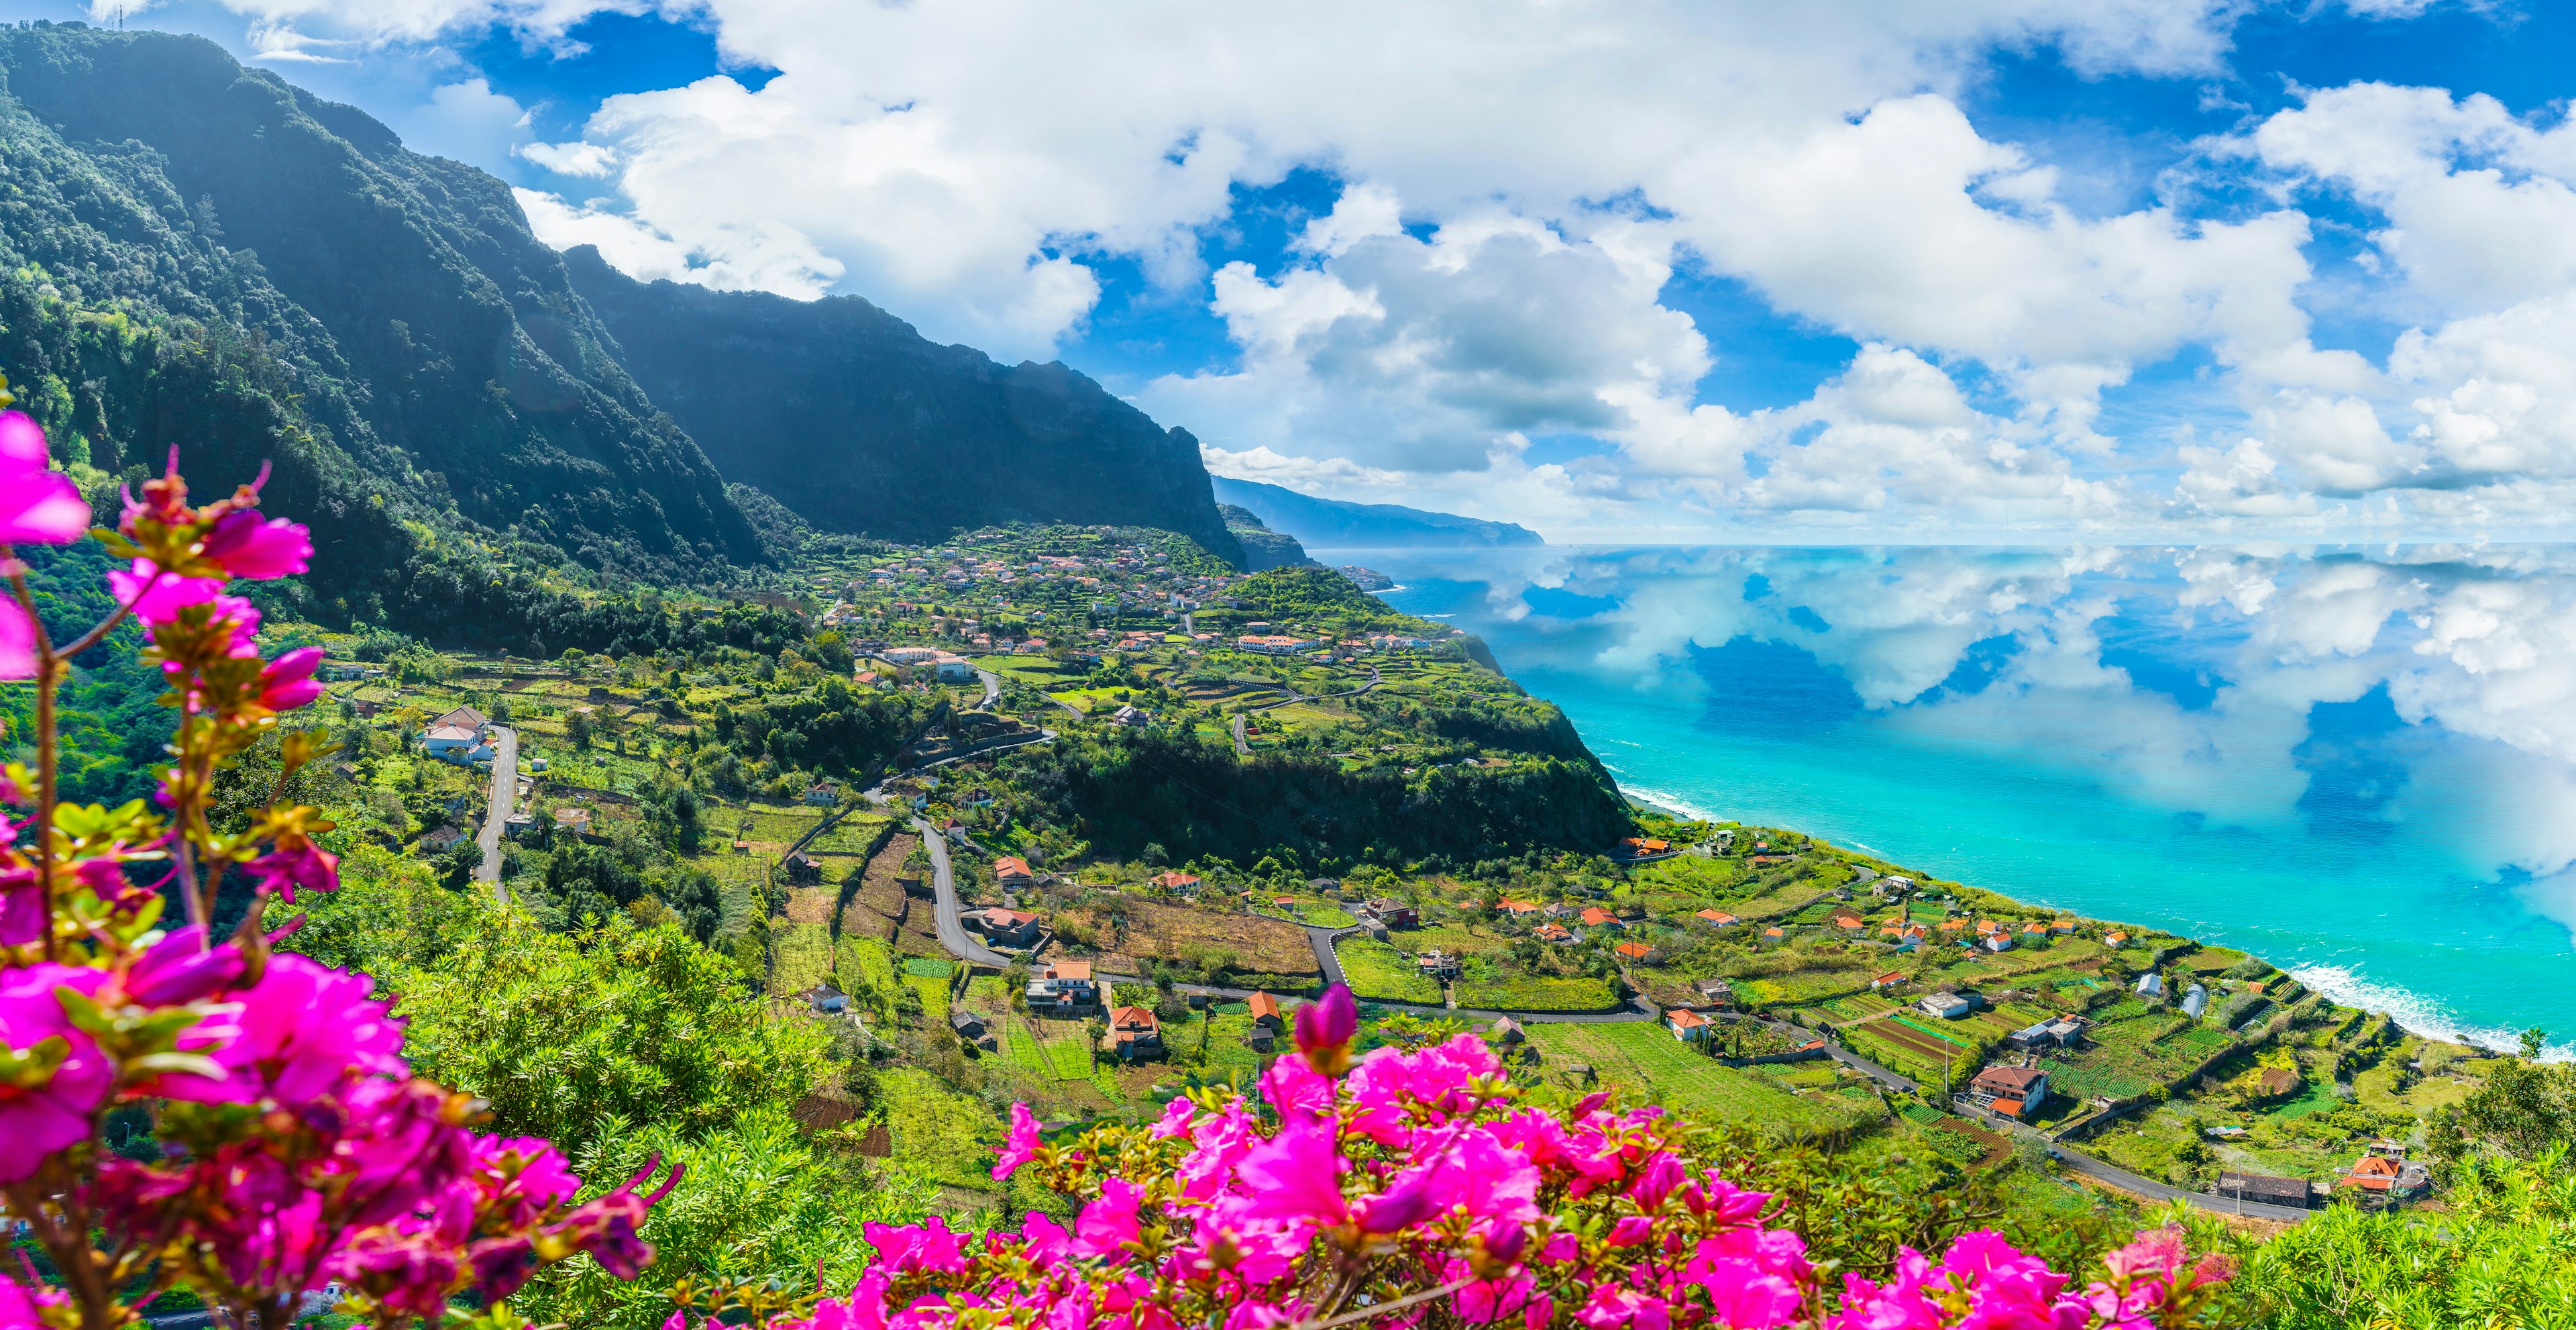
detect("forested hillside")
[564,246,1242,560]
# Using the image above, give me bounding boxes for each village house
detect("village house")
[2340,1153,2430,1200]
[950,1010,999,1052]
[796,984,849,1016]
[1415,950,1460,979]
[1693,909,1738,927]
[431,705,488,733]
[804,781,839,807]
[1614,940,1664,965]
[1152,870,1203,893]
[1498,899,1545,919]
[1666,1008,1709,1041]
[1968,1064,2048,1119]
[782,852,824,886]
[1106,1007,1163,1060]
[1578,907,1622,930]
[1982,933,2015,953]
[2006,1016,2086,1050]
[1533,923,1574,944]
[1246,992,1283,1030]
[1360,898,1419,928]
[1868,970,1906,992]
[1758,925,1787,947]
[1917,992,1974,1021]
[963,908,1042,948]
[993,856,1046,890]
[1618,836,1672,857]
[1028,960,1100,1013]
[423,723,484,760]
[2215,1172,2315,1211]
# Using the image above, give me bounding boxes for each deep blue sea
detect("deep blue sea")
[1348,545,2576,1052]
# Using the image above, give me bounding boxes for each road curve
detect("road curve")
[474,727,517,903]
[914,816,1010,967]
[974,668,1002,711]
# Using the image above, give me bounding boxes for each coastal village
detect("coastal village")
[307,523,2481,1232]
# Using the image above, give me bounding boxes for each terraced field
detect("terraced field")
[1522,1022,1873,1135]
[1338,939,1443,1003]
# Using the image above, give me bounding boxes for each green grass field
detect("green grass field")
[1336,939,1443,1003]
[1454,975,1619,1011]
[1388,924,1509,956]
[770,921,833,995]
[835,934,897,995]
[1522,1022,1867,1135]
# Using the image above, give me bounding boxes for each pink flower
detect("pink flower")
[105,558,221,625]
[1627,1151,1686,1211]
[1150,1093,1197,1139]
[245,837,339,903]
[1293,984,1356,1063]
[0,867,40,945]
[0,601,32,680]
[0,1273,68,1327]
[1231,1117,1348,1226]
[0,964,111,1183]
[156,954,405,1105]
[258,647,327,711]
[994,1101,1044,1180]
[1073,1178,1144,1258]
[1258,1047,1335,1121]
[120,925,248,1005]
[1018,1211,1071,1268]
[866,1216,970,1276]
[0,412,89,545]
[201,509,313,580]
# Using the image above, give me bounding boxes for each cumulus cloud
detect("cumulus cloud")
[94,0,2576,537]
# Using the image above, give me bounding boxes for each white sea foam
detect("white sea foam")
[1621,784,1724,823]
[2292,963,2571,1060]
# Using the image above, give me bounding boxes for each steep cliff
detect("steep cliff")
[563,248,1242,563]
[0,22,763,572]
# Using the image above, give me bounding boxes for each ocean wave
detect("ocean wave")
[2291,963,2569,1060]
[1620,784,1723,823]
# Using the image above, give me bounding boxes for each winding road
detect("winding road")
[915,815,1011,967]
[474,726,517,903]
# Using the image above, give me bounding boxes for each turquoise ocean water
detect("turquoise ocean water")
[1349,545,2576,1051]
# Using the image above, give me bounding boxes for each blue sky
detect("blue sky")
[9,0,2576,542]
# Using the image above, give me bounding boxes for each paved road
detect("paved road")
[474,727,517,901]
[1230,713,1249,756]
[974,668,1002,710]
[914,816,1011,966]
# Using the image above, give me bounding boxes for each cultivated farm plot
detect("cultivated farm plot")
[770,921,833,996]
[1521,1023,1863,1136]
[1454,975,1619,1011]
[1336,939,1443,1003]
[1056,901,1319,979]
[1019,1015,1095,1080]
[1387,925,1509,957]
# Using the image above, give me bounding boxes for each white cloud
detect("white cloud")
[517,139,619,177]
[395,78,531,168]
[111,0,2576,538]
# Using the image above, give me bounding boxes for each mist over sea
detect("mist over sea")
[1348,544,2576,1053]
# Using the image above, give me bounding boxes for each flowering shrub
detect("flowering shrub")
[736,988,2233,1330]
[0,380,675,1330]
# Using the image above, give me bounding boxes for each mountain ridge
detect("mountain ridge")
[1213,476,1544,549]
[561,244,1244,564]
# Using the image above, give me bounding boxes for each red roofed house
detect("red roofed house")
[1869,970,1906,991]
[1028,960,1099,1013]
[1579,907,1622,929]
[1246,992,1282,1029]
[1760,925,1787,946]
[1107,1007,1163,1060]
[1620,837,1671,856]
[1968,1064,2049,1119]
[1831,911,1865,931]
[1152,871,1202,892]
[1615,940,1665,964]
[964,908,1040,948]
[1534,923,1574,943]
[1499,899,1545,917]
[2340,1153,2430,1199]
[994,857,1042,888]
[1666,1008,1709,1041]
[1695,909,1739,926]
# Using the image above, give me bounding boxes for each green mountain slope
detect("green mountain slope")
[0,22,761,572]
[561,246,1244,563]
[1219,503,1311,570]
